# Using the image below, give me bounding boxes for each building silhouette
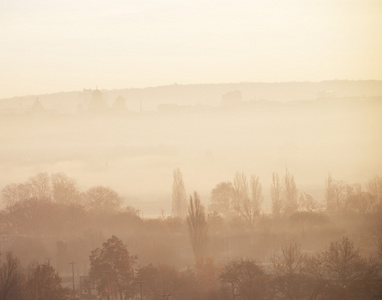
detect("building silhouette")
[88,88,107,112]
[112,94,126,110]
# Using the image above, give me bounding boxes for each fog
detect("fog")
[1,82,382,299]
[1,0,382,297]
[1,83,381,215]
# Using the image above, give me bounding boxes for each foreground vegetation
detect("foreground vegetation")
[0,171,381,299]
[1,234,381,299]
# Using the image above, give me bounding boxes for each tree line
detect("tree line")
[0,171,381,299]
[1,234,381,299]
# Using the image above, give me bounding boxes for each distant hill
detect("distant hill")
[1,80,381,113]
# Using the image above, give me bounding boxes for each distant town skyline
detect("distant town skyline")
[1,0,381,99]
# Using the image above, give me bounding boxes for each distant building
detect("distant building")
[112,94,126,110]
[221,90,242,106]
[31,97,44,113]
[88,88,107,112]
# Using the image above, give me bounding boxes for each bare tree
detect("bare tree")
[84,186,122,213]
[326,178,377,216]
[250,175,263,218]
[209,182,234,218]
[346,190,376,216]
[89,236,136,300]
[374,227,382,263]
[172,168,187,219]
[232,172,251,225]
[232,172,263,228]
[283,169,298,216]
[306,236,379,299]
[51,173,81,204]
[272,243,308,300]
[2,173,81,207]
[1,183,33,207]
[24,261,68,300]
[324,237,378,283]
[2,173,52,207]
[220,258,272,300]
[187,192,208,261]
[0,252,24,300]
[325,175,350,215]
[2,173,52,206]
[366,176,382,205]
[28,173,51,201]
[299,192,318,212]
[271,172,282,217]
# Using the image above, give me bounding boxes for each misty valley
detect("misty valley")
[0,82,381,299]
[2,0,381,297]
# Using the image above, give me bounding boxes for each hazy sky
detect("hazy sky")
[1,0,381,98]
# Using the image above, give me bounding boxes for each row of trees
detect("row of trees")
[171,169,301,225]
[1,171,382,287]
[326,175,382,216]
[269,236,380,300]
[3,171,381,238]
[2,172,123,213]
[86,235,381,300]
[0,172,140,238]
[3,171,381,222]
[172,169,265,227]
[173,169,382,266]
[172,169,382,225]
[1,234,381,299]
[0,252,68,300]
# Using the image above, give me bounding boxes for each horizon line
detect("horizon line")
[2,79,382,100]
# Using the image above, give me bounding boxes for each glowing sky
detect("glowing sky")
[1,0,381,98]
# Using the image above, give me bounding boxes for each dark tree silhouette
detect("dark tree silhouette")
[272,243,309,300]
[187,192,208,261]
[271,172,282,216]
[4,198,56,234]
[321,236,378,299]
[84,186,122,213]
[0,252,24,300]
[367,176,382,204]
[24,261,68,300]
[89,235,136,300]
[220,258,272,300]
[136,264,180,300]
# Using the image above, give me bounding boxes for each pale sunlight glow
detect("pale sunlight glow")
[1,0,381,98]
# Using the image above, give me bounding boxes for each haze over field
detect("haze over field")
[0,82,381,215]
[1,1,382,299]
